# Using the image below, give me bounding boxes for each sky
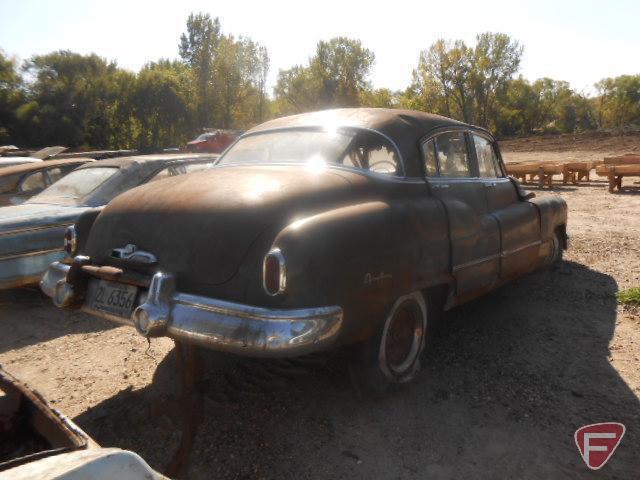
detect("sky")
[0,0,638,96]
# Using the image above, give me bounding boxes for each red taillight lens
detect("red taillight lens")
[263,248,286,296]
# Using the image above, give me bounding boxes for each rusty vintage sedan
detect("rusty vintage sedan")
[42,109,567,391]
[0,158,95,206]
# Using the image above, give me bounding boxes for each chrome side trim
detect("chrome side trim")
[0,223,72,237]
[452,253,501,273]
[0,247,63,262]
[501,240,542,257]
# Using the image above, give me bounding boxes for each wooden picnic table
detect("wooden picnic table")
[596,164,640,192]
[505,163,567,188]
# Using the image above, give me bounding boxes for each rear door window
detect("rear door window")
[148,164,189,182]
[434,132,471,177]
[473,134,502,178]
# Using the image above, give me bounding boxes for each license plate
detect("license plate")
[87,279,139,318]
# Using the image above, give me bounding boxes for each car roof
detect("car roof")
[245,108,483,177]
[0,158,42,165]
[249,108,467,135]
[0,158,94,178]
[76,153,219,170]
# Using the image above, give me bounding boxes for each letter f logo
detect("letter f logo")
[575,423,625,470]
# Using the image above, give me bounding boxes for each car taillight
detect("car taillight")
[263,248,286,296]
[63,225,77,257]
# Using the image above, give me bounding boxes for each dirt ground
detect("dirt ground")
[1,133,639,479]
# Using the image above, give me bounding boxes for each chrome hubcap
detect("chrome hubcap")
[379,293,427,380]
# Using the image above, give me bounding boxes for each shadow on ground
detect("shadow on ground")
[75,261,639,479]
[0,287,115,354]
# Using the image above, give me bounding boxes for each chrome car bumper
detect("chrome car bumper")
[41,262,343,358]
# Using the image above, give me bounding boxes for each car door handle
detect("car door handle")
[484,182,496,188]
[433,184,450,189]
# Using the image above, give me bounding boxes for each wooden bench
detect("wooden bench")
[562,161,598,184]
[596,164,640,192]
[603,154,640,166]
[505,163,567,188]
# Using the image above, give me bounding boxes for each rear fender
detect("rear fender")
[529,196,568,246]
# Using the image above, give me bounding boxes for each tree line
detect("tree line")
[0,13,638,150]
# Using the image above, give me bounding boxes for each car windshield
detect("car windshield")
[217,128,401,175]
[27,167,118,205]
[195,133,214,141]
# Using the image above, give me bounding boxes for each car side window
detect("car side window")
[339,131,400,176]
[184,162,216,173]
[20,171,46,192]
[149,165,188,182]
[46,167,65,185]
[473,134,502,178]
[434,132,470,177]
[421,139,438,176]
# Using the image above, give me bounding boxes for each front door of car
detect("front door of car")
[472,133,541,278]
[423,131,501,296]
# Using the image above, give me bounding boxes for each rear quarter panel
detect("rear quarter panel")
[529,195,568,244]
[272,192,449,344]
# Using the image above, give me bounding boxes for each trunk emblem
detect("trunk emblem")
[111,244,157,265]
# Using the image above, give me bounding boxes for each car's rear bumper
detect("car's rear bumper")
[41,261,343,358]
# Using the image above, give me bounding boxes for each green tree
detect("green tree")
[274,37,374,114]
[273,65,319,114]
[408,33,523,129]
[179,13,221,128]
[256,46,270,123]
[471,33,523,128]
[213,35,268,128]
[409,39,474,121]
[21,50,128,148]
[0,50,23,143]
[494,76,540,135]
[595,75,640,128]
[132,60,194,150]
[360,88,399,108]
[179,14,269,129]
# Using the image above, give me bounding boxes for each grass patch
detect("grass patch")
[617,287,640,306]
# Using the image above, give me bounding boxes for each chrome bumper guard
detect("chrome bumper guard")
[41,262,343,358]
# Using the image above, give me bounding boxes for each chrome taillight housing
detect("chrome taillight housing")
[263,248,286,296]
[63,225,78,257]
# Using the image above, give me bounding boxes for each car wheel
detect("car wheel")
[349,291,428,395]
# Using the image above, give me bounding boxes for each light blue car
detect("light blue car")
[0,153,217,289]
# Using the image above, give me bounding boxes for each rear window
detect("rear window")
[28,167,118,204]
[20,171,46,192]
[219,128,402,176]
